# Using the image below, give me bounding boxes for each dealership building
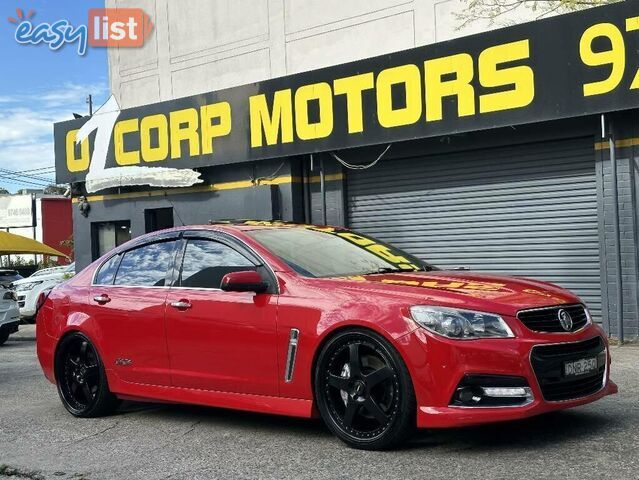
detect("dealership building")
[55,0,639,340]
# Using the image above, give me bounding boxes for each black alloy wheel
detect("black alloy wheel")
[55,332,120,417]
[314,329,415,450]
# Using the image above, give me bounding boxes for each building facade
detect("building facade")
[57,1,639,340]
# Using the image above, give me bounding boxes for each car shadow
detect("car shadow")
[407,409,618,451]
[118,401,328,436]
[116,401,617,450]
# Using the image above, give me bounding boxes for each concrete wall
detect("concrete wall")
[107,0,532,109]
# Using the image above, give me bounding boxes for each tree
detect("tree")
[43,184,67,195]
[456,0,618,29]
[0,188,9,195]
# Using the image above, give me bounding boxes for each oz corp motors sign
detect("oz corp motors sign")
[55,1,639,192]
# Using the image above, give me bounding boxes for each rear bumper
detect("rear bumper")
[398,323,618,429]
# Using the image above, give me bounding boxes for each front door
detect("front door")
[165,236,278,396]
[90,239,179,386]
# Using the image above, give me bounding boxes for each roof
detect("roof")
[206,220,347,232]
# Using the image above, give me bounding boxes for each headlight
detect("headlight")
[3,290,16,301]
[15,281,42,292]
[410,306,514,339]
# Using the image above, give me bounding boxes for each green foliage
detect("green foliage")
[456,0,618,29]
[0,257,59,269]
[43,184,67,195]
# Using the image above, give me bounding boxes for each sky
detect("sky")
[0,0,109,193]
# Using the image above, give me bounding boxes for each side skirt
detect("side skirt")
[109,376,315,419]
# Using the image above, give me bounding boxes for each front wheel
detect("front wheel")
[314,329,416,450]
[55,332,120,417]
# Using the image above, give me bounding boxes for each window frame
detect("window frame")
[91,231,181,287]
[170,230,278,294]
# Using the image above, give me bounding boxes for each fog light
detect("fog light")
[457,386,483,405]
[482,387,532,398]
[451,375,534,407]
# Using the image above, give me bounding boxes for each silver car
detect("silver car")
[0,287,20,346]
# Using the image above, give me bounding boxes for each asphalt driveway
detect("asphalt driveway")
[1,327,637,480]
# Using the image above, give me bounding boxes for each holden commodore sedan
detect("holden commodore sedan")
[36,222,617,449]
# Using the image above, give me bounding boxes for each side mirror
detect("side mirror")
[220,270,269,293]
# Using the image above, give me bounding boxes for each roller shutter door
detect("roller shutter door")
[347,137,602,322]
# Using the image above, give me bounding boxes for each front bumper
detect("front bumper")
[401,323,617,429]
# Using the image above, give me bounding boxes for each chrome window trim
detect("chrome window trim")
[516,303,591,334]
[528,335,607,404]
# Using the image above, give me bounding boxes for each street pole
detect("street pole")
[87,94,93,116]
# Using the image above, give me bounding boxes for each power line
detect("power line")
[0,175,50,188]
[0,168,55,183]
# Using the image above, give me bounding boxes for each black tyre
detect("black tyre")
[314,329,416,450]
[0,331,9,346]
[55,332,120,417]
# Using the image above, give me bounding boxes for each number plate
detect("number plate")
[564,357,598,378]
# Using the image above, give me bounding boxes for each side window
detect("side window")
[94,254,121,285]
[180,239,255,289]
[114,241,177,287]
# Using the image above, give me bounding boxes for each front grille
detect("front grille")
[518,304,588,333]
[531,336,606,401]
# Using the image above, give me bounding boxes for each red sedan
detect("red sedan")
[36,222,617,449]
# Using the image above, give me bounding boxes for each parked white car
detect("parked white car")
[12,263,75,320]
[0,287,20,345]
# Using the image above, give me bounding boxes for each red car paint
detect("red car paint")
[36,223,617,428]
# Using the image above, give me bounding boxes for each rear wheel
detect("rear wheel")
[55,332,120,417]
[314,329,416,450]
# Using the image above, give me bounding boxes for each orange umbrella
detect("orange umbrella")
[0,231,68,257]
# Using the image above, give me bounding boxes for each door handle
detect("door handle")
[170,300,192,310]
[93,294,111,304]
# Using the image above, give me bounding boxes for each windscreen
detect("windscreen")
[247,227,434,278]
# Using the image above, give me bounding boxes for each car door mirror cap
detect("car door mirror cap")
[220,270,269,294]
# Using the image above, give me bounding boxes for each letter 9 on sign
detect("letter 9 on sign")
[580,22,625,96]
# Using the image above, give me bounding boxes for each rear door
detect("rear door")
[165,232,279,395]
[90,237,180,386]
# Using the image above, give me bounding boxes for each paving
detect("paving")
[1,326,637,479]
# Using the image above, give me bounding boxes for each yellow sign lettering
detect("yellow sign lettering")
[376,64,422,128]
[479,40,534,113]
[249,90,294,147]
[114,118,140,166]
[65,129,89,172]
[333,73,374,133]
[425,53,475,121]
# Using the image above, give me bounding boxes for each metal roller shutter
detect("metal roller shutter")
[347,137,602,322]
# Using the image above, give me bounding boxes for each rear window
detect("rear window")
[114,241,177,287]
[94,255,121,285]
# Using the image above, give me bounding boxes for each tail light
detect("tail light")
[35,288,53,315]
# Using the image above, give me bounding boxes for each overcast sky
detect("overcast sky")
[0,0,109,193]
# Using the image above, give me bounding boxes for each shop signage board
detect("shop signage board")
[0,195,34,228]
[55,0,639,188]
